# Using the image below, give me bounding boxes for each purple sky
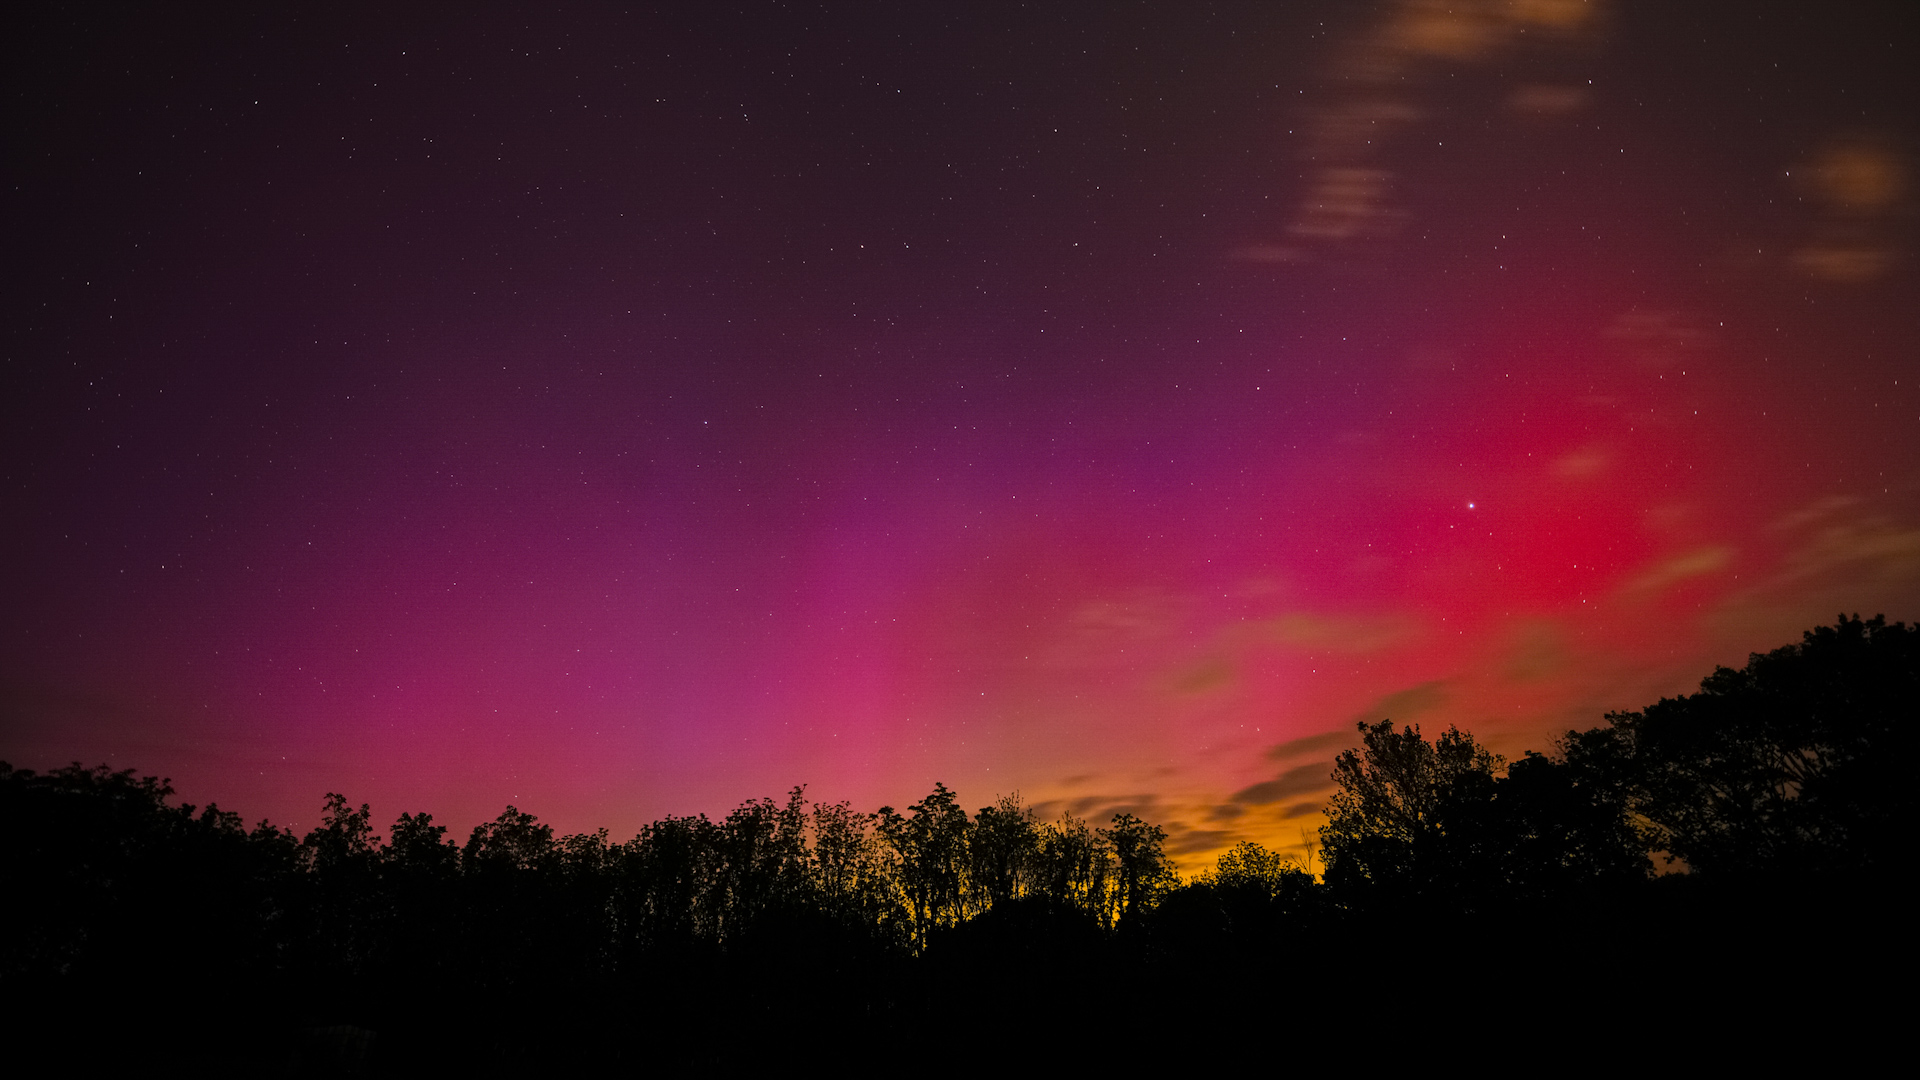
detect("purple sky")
[5,1,1916,864]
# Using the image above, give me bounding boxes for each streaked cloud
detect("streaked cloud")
[1046,589,1184,668]
[1500,621,1570,683]
[1264,728,1355,762]
[1231,761,1336,806]
[1766,499,1920,591]
[1289,166,1407,242]
[1170,655,1235,695]
[1553,445,1609,480]
[1264,611,1420,653]
[1258,0,1611,261]
[1604,308,1715,369]
[1228,243,1308,263]
[1793,135,1909,284]
[1506,83,1590,118]
[1812,140,1906,211]
[1349,680,1448,727]
[1620,547,1734,599]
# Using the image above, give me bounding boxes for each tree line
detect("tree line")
[1318,611,1907,902]
[4,775,1180,979]
[3,614,1909,1070]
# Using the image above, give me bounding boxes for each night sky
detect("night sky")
[6,1,1916,863]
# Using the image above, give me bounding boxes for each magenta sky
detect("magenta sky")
[6,2,1916,865]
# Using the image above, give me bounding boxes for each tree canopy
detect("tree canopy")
[1573,613,1915,878]
[3,615,1908,1068]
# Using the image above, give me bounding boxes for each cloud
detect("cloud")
[1506,83,1590,118]
[1047,589,1183,668]
[1812,141,1907,211]
[1231,761,1336,806]
[1222,686,1438,821]
[1500,621,1571,683]
[1027,791,1165,825]
[1228,244,1308,263]
[1367,0,1605,78]
[1384,1,1504,62]
[1792,135,1909,284]
[1167,828,1234,857]
[1348,680,1448,728]
[1700,497,1920,672]
[1170,655,1234,695]
[1265,728,1354,761]
[1767,501,1920,591]
[1261,0,1611,261]
[1288,166,1407,242]
[1794,245,1896,284]
[1265,611,1419,653]
[1604,308,1715,369]
[1619,547,1734,599]
[1064,595,1175,641]
[1553,446,1609,480]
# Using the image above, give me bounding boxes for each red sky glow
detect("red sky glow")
[5,1,1916,866]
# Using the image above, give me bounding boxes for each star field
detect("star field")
[4,2,1916,861]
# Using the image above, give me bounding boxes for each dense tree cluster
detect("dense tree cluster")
[1316,614,1912,905]
[1578,614,1912,878]
[0,769,1183,1068]
[1,773,1181,984]
[4,616,1909,1070]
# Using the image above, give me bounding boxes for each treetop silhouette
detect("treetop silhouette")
[3,615,1908,1068]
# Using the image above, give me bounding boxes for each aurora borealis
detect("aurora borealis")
[5,1,1915,864]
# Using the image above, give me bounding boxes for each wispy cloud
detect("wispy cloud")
[1793,135,1910,284]
[1619,547,1734,599]
[1265,728,1355,761]
[1247,0,1610,262]
[1349,680,1448,728]
[1231,761,1336,806]
[1263,611,1420,653]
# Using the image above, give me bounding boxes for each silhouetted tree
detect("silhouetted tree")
[1319,718,1651,909]
[1484,750,1649,896]
[465,805,555,873]
[303,793,381,872]
[807,798,901,938]
[1030,812,1112,917]
[1101,813,1177,925]
[301,793,385,974]
[1210,840,1309,897]
[458,806,564,988]
[387,811,460,877]
[3,763,310,981]
[1577,613,1916,878]
[707,788,811,940]
[3,763,176,977]
[1146,839,1321,958]
[379,810,462,980]
[1320,720,1502,904]
[15,611,1915,1067]
[876,782,971,947]
[969,793,1041,912]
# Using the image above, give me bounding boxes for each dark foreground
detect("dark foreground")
[13,875,1904,1075]
[8,616,1912,1072]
